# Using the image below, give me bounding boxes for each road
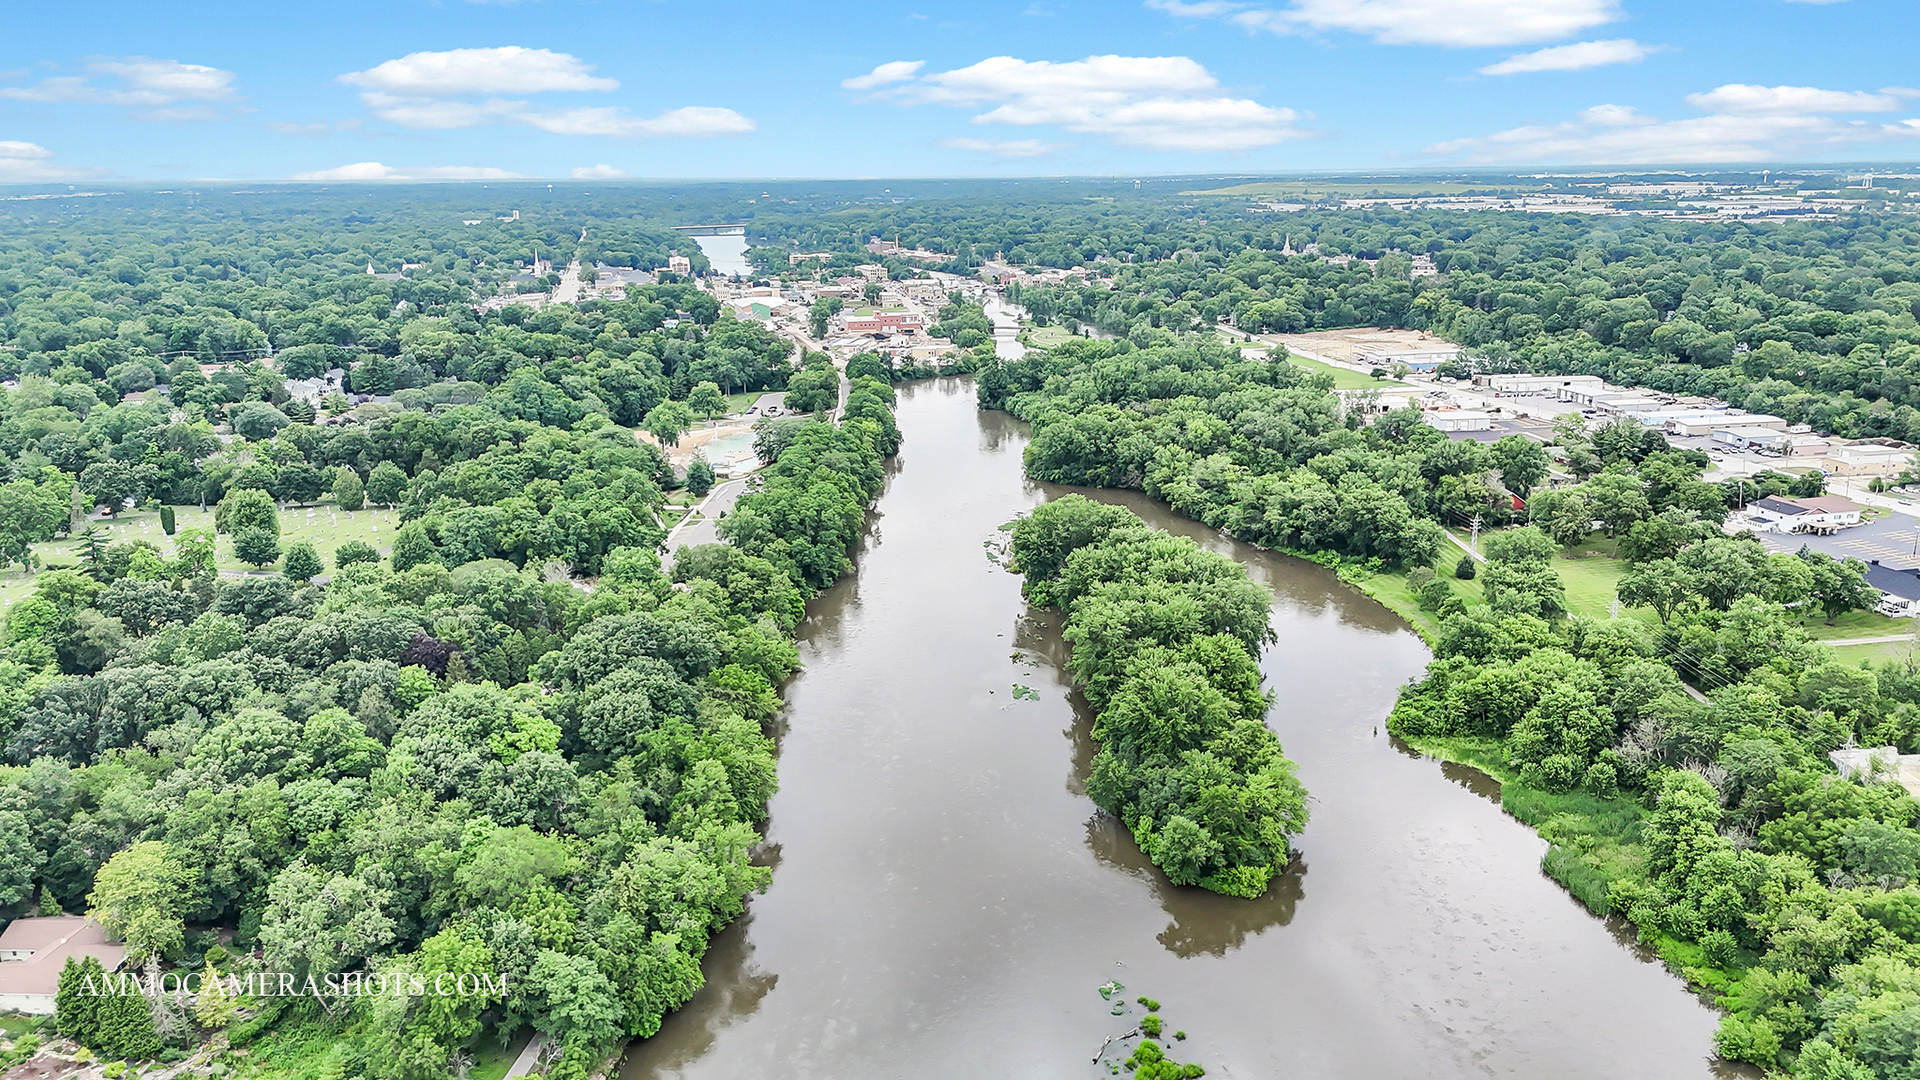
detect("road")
[550,260,584,305]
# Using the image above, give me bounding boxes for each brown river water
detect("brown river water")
[620,376,1736,1079]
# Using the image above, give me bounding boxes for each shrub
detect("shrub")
[1455,555,1478,580]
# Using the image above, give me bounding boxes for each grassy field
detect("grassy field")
[1285,354,1410,391]
[468,1027,533,1080]
[1023,325,1075,348]
[0,504,403,611]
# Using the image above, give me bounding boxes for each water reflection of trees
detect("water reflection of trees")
[1086,813,1306,957]
[615,911,779,1080]
[1389,737,1501,803]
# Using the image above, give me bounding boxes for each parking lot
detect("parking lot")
[1752,508,1920,570]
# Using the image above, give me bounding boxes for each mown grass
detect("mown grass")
[0,504,403,610]
[1284,354,1410,391]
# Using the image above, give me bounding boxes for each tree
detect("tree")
[0,473,73,568]
[782,364,839,414]
[88,841,192,963]
[1617,558,1694,623]
[1805,552,1876,624]
[233,527,282,569]
[644,400,694,447]
[259,862,397,988]
[275,462,326,506]
[687,381,726,421]
[390,521,439,572]
[333,467,366,511]
[282,541,322,582]
[1455,554,1477,580]
[216,486,279,537]
[335,540,379,568]
[159,505,175,536]
[1489,435,1549,498]
[366,461,408,508]
[80,461,140,517]
[685,453,715,497]
[229,401,291,441]
[809,296,842,338]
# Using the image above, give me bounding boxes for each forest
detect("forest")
[0,186,923,1079]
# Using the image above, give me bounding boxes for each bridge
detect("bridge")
[671,224,747,238]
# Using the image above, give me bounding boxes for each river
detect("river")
[619,377,1733,1079]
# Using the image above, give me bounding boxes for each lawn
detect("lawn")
[1023,325,1075,349]
[468,1027,533,1080]
[0,503,404,611]
[1284,353,1410,391]
[723,390,771,416]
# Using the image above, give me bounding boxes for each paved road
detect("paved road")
[1825,632,1918,646]
[664,478,749,559]
[550,260,583,305]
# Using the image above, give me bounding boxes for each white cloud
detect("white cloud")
[1683,83,1906,116]
[0,140,108,181]
[1426,94,1920,164]
[289,162,527,181]
[875,54,1306,152]
[1148,0,1621,47]
[1478,38,1656,75]
[938,137,1065,157]
[0,57,239,119]
[522,105,755,137]
[339,48,616,96]
[571,164,627,178]
[842,61,924,91]
[339,48,753,139]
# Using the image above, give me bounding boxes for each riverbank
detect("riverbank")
[620,379,1725,1079]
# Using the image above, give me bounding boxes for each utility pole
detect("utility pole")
[1469,514,1483,556]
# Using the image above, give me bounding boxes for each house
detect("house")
[0,917,127,1014]
[666,255,692,275]
[1746,495,1865,534]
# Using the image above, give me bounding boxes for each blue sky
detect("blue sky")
[1,0,1915,182]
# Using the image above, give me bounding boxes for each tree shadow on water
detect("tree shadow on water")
[1086,813,1307,958]
[615,908,780,1079]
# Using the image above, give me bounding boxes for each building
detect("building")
[1474,373,1606,396]
[1822,443,1915,477]
[789,252,832,266]
[1788,435,1833,457]
[0,917,126,1014]
[1713,427,1792,451]
[855,264,889,283]
[1746,495,1865,534]
[1423,409,1492,432]
[845,312,925,335]
[1361,347,1461,373]
[1665,413,1790,437]
[667,255,692,275]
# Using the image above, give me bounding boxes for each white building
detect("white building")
[1714,427,1792,450]
[1747,495,1864,533]
[0,917,126,1014]
[1823,443,1915,477]
[1362,347,1461,373]
[1474,373,1606,395]
[1423,409,1493,432]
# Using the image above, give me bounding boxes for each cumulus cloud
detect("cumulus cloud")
[938,137,1065,157]
[866,54,1307,152]
[570,164,627,178]
[842,61,924,91]
[289,162,527,181]
[340,48,617,96]
[1426,87,1920,163]
[338,47,753,139]
[0,57,239,120]
[0,140,108,181]
[1478,38,1657,75]
[1147,0,1621,47]
[1683,83,1909,116]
